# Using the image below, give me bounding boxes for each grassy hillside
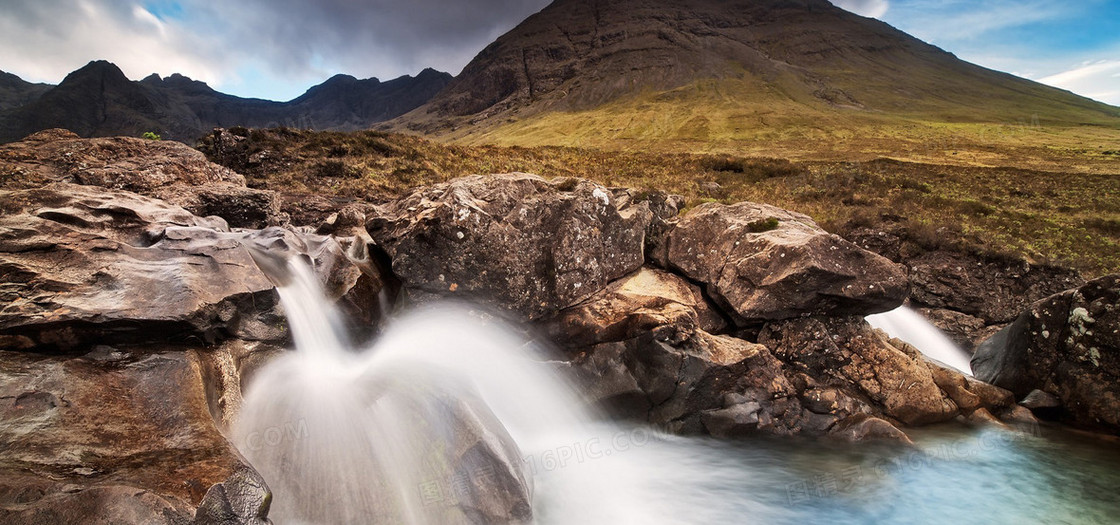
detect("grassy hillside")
[201,128,1120,276]
[434,78,1120,175]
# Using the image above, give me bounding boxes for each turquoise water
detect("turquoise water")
[534,423,1120,525]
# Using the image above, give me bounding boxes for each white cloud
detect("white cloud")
[830,0,890,18]
[1039,60,1120,106]
[0,0,231,87]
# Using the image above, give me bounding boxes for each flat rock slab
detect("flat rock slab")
[0,183,363,351]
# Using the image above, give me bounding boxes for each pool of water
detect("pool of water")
[534,423,1120,525]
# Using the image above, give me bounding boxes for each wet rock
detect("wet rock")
[760,317,958,426]
[917,307,989,353]
[832,415,911,443]
[665,201,907,324]
[971,275,1120,433]
[0,183,376,351]
[366,174,649,320]
[553,266,1019,440]
[192,466,271,525]
[1019,389,1061,410]
[0,348,257,523]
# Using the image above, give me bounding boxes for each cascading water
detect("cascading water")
[865,306,973,375]
[233,254,679,524]
[232,252,1120,524]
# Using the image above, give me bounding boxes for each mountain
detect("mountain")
[0,61,452,143]
[0,71,51,111]
[390,0,1120,153]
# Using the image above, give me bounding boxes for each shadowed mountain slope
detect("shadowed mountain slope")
[0,61,452,144]
[390,0,1119,156]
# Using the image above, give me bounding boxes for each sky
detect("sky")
[0,0,1117,105]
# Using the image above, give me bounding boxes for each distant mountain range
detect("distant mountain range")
[2,0,1117,150]
[0,61,451,143]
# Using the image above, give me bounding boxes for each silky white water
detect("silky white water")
[233,256,680,524]
[865,306,974,375]
[232,256,1120,524]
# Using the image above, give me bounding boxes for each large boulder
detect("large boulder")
[0,183,374,352]
[550,266,1010,440]
[0,129,284,228]
[971,275,1120,433]
[366,174,651,320]
[664,202,907,324]
[0,347,269,524]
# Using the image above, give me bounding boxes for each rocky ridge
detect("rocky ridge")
[0,61,452,144]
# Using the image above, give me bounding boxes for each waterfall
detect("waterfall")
[232,254,673,524]
[866,306,973,375]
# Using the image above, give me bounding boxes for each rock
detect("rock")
[570,327,804,437]
[554,267,1017,440]
[366,174,650,320]
[0,481,194,525]
[0,183,377,351]
[0,129,286,230]
[546,267,725,348]
[665,201,907,324]
[0,347,260,524]
[832,415,911,443]
[159,184,286,230]
[917,307,989,353]
[971,275,1120,433]
[905,251,1084,324]
[0,130,243,191]
[760,317,958,426]
[964,407,1006,428]
[610,188,683,266]
[1001,404,1041,431]
[926,359,1014,415]
[192,466,271,525]
[1019,389,1061,410]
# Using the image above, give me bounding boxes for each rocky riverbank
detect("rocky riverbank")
[1,129,1116,523]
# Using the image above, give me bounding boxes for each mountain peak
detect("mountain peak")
[324,73,362,84]
[59,60,131,88]
[393,0,1116,137]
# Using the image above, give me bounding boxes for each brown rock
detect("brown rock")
[759,317,958,426]
[366,174,649,320]
[832,415,912,443]
[0,183,376,351]
[0,129,286,229]
[547,267,725,348]
[971,275,1120,433]
[0,347,266,524]
[665,202,907,324]
[906,251,1084,324]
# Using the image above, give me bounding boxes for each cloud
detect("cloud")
[830,0,889,18]
[0,0,552,100]
[0,0,230,86]
[1039,60,1120,106]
